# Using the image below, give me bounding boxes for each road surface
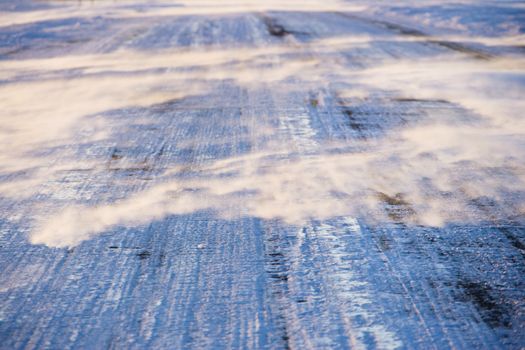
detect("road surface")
[0,0,524,349]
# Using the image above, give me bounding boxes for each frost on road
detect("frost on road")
[0,0,524,349]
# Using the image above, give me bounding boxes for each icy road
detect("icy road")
[0,0,524,349]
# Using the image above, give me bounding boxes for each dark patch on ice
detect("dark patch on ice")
[261,16,292,37]
[342,108,353,117]
[393,97,449,104]
[345,113,363,131]
[260,15,307,39]
[270,273,288,282]
[377,192,416,222]
[110,148,124,160]
[137,250,151,260]
[264,231,292,350]
[341,108,367,135]
[335,12,426,37]
[281,334,290,348]
[379,21,427,37]
[428,40,493,60]
[267,252,289,282]
[457,280,511,328]
[377,192,409,206]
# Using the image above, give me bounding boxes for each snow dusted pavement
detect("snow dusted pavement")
[0,0,524,349]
